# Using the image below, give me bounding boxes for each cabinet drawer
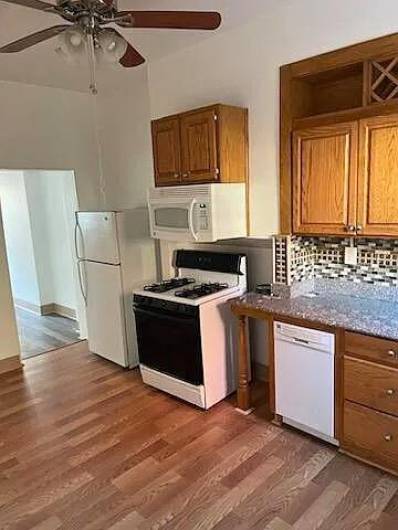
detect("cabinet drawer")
[343,401,398,473]
[345,331,398,366]
[344,357,398,416]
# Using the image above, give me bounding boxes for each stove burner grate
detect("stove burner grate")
[174,282,229,299]
[144,277,195,293]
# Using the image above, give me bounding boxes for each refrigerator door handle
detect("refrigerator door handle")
[74,221,81,260]
[77,260,88,306]
[74,219,85,260]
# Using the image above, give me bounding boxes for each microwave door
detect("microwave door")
[149,200,196,241]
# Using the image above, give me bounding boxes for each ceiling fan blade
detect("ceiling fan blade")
[0,0,56,12]
[0,25,70,53]
[116,11,221,30]
[119,41,146,68]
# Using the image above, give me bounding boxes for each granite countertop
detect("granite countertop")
[232,291,398,341]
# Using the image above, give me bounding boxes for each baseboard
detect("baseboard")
[41,303,77,320]
[253,362,269,382]
[15,299,77,320]
[0,355,23,375]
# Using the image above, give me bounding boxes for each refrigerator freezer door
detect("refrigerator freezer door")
[76,212,120,265]
[84,260,128,367]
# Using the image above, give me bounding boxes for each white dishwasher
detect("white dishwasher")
[274,321,338,446]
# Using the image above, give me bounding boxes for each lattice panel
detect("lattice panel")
[369,57,398,103]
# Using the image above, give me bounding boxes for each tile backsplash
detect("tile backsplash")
[273,236,398,288]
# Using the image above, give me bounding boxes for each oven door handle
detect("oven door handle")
[134,306,196,323]
[188,199,199,241]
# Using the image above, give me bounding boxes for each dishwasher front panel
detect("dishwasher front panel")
[274,321,336,444]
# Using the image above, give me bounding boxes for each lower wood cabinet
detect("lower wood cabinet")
[343,401,398,473]
[344,357,398,417]
[342,331,398,475]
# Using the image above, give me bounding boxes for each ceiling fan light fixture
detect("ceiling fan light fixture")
[97,30,127,64]
[55,27,86,65]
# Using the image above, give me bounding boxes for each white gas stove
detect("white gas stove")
[133,250,247,409]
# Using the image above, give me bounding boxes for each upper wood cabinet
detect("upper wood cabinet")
[357,115,398,236]
[180,109,218,183]
[293,114,398,237]
[293,122,358,235]
[151,117,181,186]
[280,33,398,234]
[151,104,248,187]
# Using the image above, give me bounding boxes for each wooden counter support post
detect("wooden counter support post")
[236,315,252,413]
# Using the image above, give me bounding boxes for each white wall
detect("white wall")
[0,171,41,307]
[0,80,100,210]
[95,67,154,211]
[0,205,20,360]
[147,0,398,236]
[24,171,78,311]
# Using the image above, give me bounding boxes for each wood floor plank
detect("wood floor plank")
[188,456,284,530]
[234,447,335,528]
[15,308,80,360]
[330,476,398,530]
[29,515,63,530]
[292,480,349,529]
[1,342,398,530]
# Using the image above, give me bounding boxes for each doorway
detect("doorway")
[0,169,86,359]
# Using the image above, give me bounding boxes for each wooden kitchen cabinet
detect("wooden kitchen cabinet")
[293,122,358,235]
[357,114,398,236]
[342,331,398,475]
[293,114,398,237]
[280,33,398,234]
[180,108,218,183]
[151,117,181,186]
[151,104,248,187]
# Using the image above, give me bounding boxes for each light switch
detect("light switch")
[344,245,358,266]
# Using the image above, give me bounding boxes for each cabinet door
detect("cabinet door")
[151,118,181,186]
[180,109,218,183]
[293,122,358,235]
[358,115,398,236]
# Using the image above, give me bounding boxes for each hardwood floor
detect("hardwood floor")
[1,341,398,529]
[15,307,80,359]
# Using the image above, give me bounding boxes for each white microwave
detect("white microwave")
[148,183,247,243]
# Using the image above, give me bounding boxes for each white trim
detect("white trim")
[140,365,206,408]
[283,417,339,447]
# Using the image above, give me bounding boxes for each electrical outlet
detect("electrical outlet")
[344,246,358,266]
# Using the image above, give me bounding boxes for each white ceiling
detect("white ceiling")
[0,0,268,91]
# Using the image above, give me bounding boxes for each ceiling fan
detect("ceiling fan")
[0,0,222,93]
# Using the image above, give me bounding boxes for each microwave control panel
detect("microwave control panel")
[198,203,209,230]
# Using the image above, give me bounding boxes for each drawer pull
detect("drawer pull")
[386,389,396,396]
[384,434,393,442]
[387,350,397,358]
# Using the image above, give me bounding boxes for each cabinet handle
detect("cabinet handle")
[384,434,393,442]
[386,389,395,396]
[346,224,356,233]
[182,173,189,178]
[174,173,180,179]
[357,224,363,232]
[387,350,397,358]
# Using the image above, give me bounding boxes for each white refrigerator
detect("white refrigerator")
[75,209,157,368]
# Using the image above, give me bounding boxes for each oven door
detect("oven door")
[134,304,204,385]
[148,199,200,242]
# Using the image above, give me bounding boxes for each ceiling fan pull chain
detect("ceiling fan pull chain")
[86,30,98,96]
